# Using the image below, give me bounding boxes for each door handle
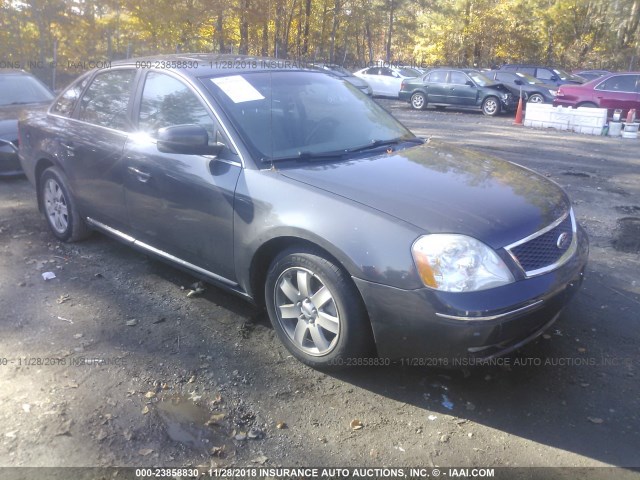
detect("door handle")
[128,166,152,183]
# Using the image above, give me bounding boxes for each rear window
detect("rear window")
[0,74,53,106]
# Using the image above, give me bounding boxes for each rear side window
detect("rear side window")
[51,75,89,117]
[427,71,447,83]
[515,67,535,75]
[595,75,639,93]
[536,68,555,80]
[77,69,136,130]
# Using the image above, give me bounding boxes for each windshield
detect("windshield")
[515,72,542,84]
[0,74,53,106]
[553,68,581,82]
[467,72,494,87]
[203,71,415,162]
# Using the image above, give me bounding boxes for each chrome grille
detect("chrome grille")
[506,210,577,277]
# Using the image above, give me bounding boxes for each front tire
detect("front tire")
[40,167,91,242]
[528,93,544,104]
[482,96,501,116]
[265,248,373,369]
[410,92,427,110]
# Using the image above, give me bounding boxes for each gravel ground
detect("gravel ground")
[0,100,639,477]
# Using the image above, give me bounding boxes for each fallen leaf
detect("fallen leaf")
[588,417,604,424]
[210,445,225,457]
[138,448,153,456]
[126,319,138,327]
[350,419,363,430]
[144,391,156,399]
[205,413,226,426]
[252,454,268,465]
[141,406,150,415]
[276,421,287,429]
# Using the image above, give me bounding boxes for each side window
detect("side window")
[449,72,468,85]
[496,73,512,83]
[428,71,447,83]
[595,75,638,93]
[77,70,135,130]
[364,68,378,75]
[52,75,89,117]
[138,72,228,148]
[518,67,536,75]
[536,68,555,80]
[380,68,394,77]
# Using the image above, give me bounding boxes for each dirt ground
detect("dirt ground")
[1,100,639,477]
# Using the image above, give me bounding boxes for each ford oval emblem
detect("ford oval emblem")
[557,232,570,249]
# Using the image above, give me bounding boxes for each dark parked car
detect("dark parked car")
[554,72,640,116]
[310,63,372,95]
[499,64,584,87]
[18,55,588,369]
[484,70,558,104]
[0,69,54,176]
[399,68,516,116]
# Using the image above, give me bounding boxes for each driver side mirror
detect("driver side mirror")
[157,124,224,156]
[514,79,523,85]
[465,80,475,87]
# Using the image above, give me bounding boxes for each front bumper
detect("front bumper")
[354,225,589,363]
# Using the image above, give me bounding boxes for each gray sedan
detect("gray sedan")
[18,55,588,369]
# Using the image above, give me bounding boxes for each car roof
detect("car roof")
[111,54,314,77]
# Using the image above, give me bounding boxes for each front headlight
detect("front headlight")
[411,234,514,292]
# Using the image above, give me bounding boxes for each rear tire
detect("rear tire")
[410,92,427,110]
[40,167,91,242]
[265,247,373,370]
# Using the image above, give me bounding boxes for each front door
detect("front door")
[446,71,478,106]
[123,71,241,280]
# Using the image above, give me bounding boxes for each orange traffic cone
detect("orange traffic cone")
[514,95,524,125]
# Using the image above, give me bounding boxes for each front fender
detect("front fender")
[233,168,426,296]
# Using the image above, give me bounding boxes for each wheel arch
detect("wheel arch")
[34,157,57,212]
[248,233,359,308]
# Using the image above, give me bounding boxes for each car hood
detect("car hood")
[279,141,569,249]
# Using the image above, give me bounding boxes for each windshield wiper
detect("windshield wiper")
[265,150,349,163]
[345,137,423,153]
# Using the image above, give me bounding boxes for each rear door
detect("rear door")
[424,70,448,103]
[123,71,241,279]
[65,68,137,230]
